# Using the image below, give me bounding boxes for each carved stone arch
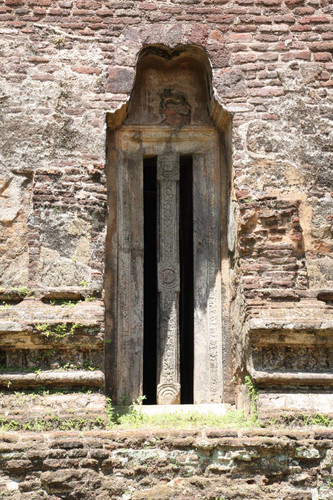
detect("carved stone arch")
[105,45,233,405]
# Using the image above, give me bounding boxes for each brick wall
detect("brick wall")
[1,429,333,499]
[1,0,332,292]
[0,0,332,398]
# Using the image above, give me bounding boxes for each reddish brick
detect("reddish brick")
[32,73,55,81]
[209,49,229,67]
[96,8,112,16]
[27,0,51,5]
[310,41,333,52]
[33,7,46,14]
[207,14,234,23]
[8,19,26,26]
[274,15,295,23]
[253,15,273,23]
[285,0,304,5]
[249,87,284,96]
[281,50,311,61]
[209,29,225,43]
[190,23,209,45]
[257,53,279,61]
[138,2,157,9]
[28,56,50,63]
[236,189,250,199]
[233,52,258,63]
[291,23,313,32]
[294,6,315,15]
[300,16,331,24]
[314,52,332,62]
[229,33,253,42]
[233,24,257,32]
[48,8,67,15]
[106,67,134,93]
[260,0,281,5]
[72,66,102,75]
[5,0,24,4]
[319,70,330,80]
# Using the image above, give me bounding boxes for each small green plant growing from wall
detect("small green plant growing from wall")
[36,323,83,340]
[12,286,33,297]
[245,375,258,423]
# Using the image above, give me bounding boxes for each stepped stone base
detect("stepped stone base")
[0,393,107,430]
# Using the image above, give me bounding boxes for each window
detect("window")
[105,45,232,405]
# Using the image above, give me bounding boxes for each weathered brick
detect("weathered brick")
[32,73,55,81]
[249,87,284,96]
[27,0,52,5]
[281,50,311,61]
[314,52,332,61]
[300,15,331,24]
[72,66,102,75]
[310,41,333,52]
[106,66,135,93]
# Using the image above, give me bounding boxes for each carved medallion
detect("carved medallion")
[158,264,180,292]
[157,382,181,405]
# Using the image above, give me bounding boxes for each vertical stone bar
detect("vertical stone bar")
[193,151,223,403]
[117,153,144,404]
[156,153,181,404]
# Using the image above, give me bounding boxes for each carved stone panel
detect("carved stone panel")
[157,154,181,404]
[193,151,223,403]
[253,346,333,372]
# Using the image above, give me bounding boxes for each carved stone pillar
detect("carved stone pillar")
[193,151,223,403]
[156,153,181,404]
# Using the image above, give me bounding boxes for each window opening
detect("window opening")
[143,157,158,404]
[143,155,194,404]
[179,155,194,404]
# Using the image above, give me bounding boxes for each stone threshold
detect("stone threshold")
[133,404,234,416]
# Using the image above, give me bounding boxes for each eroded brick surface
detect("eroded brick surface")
[0,430,332,499]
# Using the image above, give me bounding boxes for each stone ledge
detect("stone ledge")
[249,318,333,333]
[248,367,333,387]
[258,392,333,419]
[0,392,107,427]
[0,370,105,389]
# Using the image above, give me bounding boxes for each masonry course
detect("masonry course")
[0,429,333,499]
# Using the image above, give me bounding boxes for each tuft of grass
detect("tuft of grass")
[266,412,333,429]
[245,375,258,423]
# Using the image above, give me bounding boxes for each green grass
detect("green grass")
[266,412,333,428]
[106,398,253,430]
